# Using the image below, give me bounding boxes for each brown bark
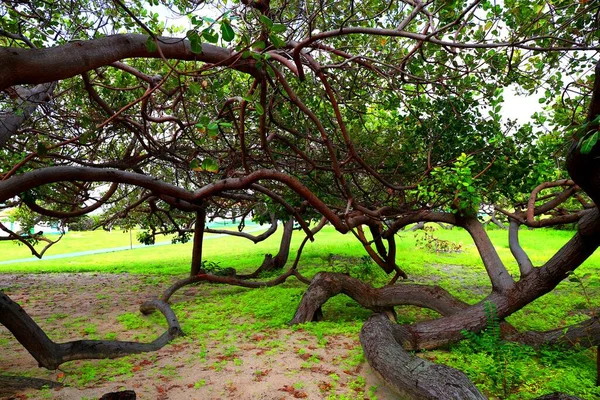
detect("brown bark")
[290,272,468,324]
[360,313,486,400]
[236,217,295,279]
[0,375,62,397]
[0,291,183,370]
[509,219,534,277]
[508,317,600,349]
[190,208,206,276]
[461,215,514,293]
[0,34,259,90]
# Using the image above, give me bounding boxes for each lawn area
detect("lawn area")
[1,225,599,399]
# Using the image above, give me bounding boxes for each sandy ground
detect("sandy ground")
[0,273,398,400]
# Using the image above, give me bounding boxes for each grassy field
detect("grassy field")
[1,225,599,399]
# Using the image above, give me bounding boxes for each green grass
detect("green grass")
[1,225,600,398]
[2,225,600,277]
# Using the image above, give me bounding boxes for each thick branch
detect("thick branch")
[360,313,486,400]
[290,272,468,324]
[0,34,259,90]
[509,219,534,277]
[508,317,600,349]
[0,291,183,370]
[461,215,514,292]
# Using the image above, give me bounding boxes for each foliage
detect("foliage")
[414,226,464,254]
[67,216,96,232]
[326,255,386,284]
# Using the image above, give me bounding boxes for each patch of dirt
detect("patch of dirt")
[0,273,397,400]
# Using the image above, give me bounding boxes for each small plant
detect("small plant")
[414,226,463,253]
[459,302,535,399]
[194,379,206,388]
[328,255,384,282]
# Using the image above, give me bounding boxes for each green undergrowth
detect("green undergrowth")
[432,302,600,399]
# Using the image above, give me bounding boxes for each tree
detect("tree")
[1,0,600,396]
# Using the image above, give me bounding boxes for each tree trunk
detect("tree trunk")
[190,208,206,276]
[360,313,486,399]
[237,217,294,279]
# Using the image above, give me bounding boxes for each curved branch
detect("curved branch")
[508,317,600,349]
[526,180,578,225]
[0,34,260,90]
[156,268,307,304]
[509,219,534,277]
[22,182,118,218]
[0,221,63,259]
[0,292,183,370]
[292,26,600,80]
[0,166,348,232]
[205,219,278,243]
[290,272,468,324]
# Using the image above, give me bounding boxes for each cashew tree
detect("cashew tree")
[1,0,600,397]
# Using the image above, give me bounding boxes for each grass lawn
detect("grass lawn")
[1,225,599,399]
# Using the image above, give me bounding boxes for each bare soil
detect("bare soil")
[0,273,397,400]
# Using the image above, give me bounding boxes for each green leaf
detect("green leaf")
[580,131,599,154]
[269,34,286,48]
[190,159,201,171]
[187,30,203,54]
[220,21,235,42]
[145,36,157,52]
[271,23,286,33]
[259,15,273,29]
[207,122,219,137]
[189,82,201,95]
[255,103,264,116]
[254,41,266,50]
[201,158,219,173]
[202,29,219,43]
